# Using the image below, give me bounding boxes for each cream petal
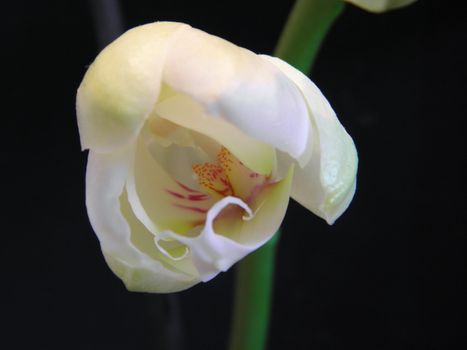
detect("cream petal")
[153,92,276,175]
[156,166,294,282]
[262,56,358,224]
[154,236,190,261]
[345,0,417,13]
[126,133,216,236]
[119,190,196,275]
[214,165,295,246]
[77,22,188,153]
[156,197,254,282]
[85,146,198,292]
[145,134,212,190]
[216,147,269,201]
[162,26,311,161]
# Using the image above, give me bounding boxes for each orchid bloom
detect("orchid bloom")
[345,0,417,12]
[76,22,358,293]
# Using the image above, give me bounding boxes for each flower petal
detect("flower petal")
[262,56,358,224]
[214,165,295,246]
[345,0,417,13]
[153,91,276,175]
[159,196,254,281]
[217,146,269,201]
[126,133,216,236]
[162,26,311,161]
[156,166,294,282]
[85,145,199,292]
[119,191,198,283]
[77,22,188,153]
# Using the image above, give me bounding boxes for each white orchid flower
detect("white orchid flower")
[76,22,358,293]
[345,0,417,13]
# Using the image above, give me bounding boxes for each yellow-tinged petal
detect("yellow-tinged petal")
[118,191,199,289]
[77,22,188,152]
[345,0,417,13]
[214,165,295,246]
[217,147,269,201]
[78,21,311,162]
[144,166,294,282]
[127,133,216,236]
[153,91,276,175]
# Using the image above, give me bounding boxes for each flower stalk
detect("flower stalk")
[275,0,345,73]
[228,1,345,349]
[228,232,280,350]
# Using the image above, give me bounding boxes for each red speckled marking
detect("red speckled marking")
[177,147,272,219]
[192,162,234,197]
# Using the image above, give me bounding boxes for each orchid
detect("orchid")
[345,0,417,12]
[76,22,358,293]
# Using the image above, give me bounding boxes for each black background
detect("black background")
[3,0,466,349]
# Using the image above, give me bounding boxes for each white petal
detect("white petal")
[262,56,358,224]
[86,145,199,292]
[77,22,188,153]
[162,26,311,161]
[345,0,417,13]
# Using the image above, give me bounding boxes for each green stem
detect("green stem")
[227,1,345,350]
[228,232,280,350]
[274,0,345,73]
